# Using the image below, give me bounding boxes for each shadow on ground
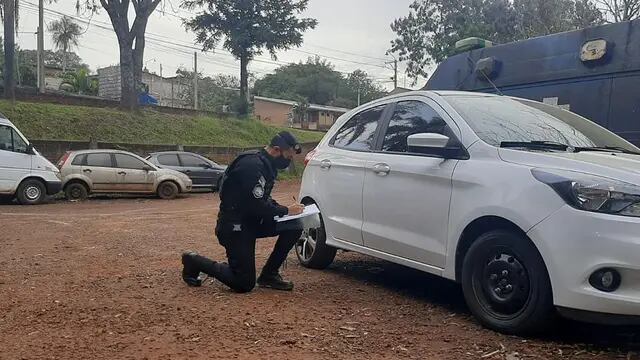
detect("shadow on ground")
[328,254,640,353]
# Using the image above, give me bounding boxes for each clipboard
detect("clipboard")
[274,204,321,231]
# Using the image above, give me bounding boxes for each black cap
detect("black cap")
[271,131,301,154]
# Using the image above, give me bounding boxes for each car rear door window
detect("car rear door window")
[157,154,180,166]
[114,154,146,170]
[332,105,386,151]
[71,154,86,166]
[180,154,208,167]
[86,153,113,167]
[382,101,452,153]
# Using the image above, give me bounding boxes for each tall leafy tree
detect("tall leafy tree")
[389,0,604,83]
[79,0,161,110]
[182,0,317,116]
[47,16,83,72]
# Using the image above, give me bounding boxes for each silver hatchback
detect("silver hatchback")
[58,149,192,201]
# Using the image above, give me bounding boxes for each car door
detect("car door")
[113,153,155,192]
[179,153,214,187]
[0,125,32,193]
[82,153,118,191]
[314,103,389,245]
[361,98,462,269]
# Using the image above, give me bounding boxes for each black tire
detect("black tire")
[157,181,179,200]
[16,179,46,205]
[295,211,337,269]
[65,182,89,201]
[461,229,555,335]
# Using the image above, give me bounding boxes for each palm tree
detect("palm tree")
[47,16,82,72]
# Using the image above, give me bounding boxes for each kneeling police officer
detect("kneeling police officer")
[181,131,305,292]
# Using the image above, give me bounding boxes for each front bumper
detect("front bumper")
[528,205,640,320]
[46,180,63,195]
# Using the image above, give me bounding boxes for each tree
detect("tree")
[79,0,161,110]
[19,49,88,71]
[182,0,317,116]
[389,0,604,82]
[596,0,640,21]
[47,16,83,72]
[176,68,241,112]
[60,68,98,95]
[339,70,387,108]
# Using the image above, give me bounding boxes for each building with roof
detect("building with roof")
[253,96,350,131]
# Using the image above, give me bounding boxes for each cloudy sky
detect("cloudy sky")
[16,0,422,90]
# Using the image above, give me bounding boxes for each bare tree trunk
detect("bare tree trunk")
[62,44,68,73]
[3,0,16,101]
[119,44,136,111]
[132,16,149,99]
[239,53,249,116]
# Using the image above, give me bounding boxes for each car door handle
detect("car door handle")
[185,170,191,173]
[118,171,127,175]
[320,160,332,170]
[372,163,391,176]
[83,169,92,173]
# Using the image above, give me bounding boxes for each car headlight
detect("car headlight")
[532,169,640,217]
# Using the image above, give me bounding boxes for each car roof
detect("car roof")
[0,117,13,127]
[68,149,141,155]
[149,151,202,156]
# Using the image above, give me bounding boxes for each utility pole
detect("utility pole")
[385,58,398,89]
[4,0,16,100]
[38,0,45,93]
[193,52,198,110]
[357,87,361,106]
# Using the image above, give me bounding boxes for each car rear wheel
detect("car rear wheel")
[157,181,179,200]
[295,211,337,269]
[65,182,89,201]
[461,229,555,335]
[16,179,46,205]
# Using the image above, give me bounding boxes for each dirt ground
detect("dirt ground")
[1,181,639,360]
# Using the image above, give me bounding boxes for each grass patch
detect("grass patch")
[0,100,324,146]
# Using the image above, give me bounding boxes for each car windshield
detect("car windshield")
[445,95,639,152]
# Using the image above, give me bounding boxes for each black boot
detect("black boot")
[181,251,203,287]
[257,272,294,291]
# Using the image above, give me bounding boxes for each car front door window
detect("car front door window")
[0,126,12,151]
[332,105,386,151]
[382,101,453,154]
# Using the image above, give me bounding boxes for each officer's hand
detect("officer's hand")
[287,203,305,216]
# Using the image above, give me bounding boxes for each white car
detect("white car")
[296,90,640,334]
[0,117,62,204]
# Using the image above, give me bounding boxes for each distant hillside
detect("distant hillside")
[0,101,324,146]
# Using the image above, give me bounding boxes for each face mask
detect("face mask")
[274,154,291,170]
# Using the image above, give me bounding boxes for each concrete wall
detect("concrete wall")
[31,139,319,166]
[254,99,292,126]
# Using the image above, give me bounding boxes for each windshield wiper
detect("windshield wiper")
[500,141,570,151]
[574,146,640,156]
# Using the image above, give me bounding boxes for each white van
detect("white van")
[0,117,62,204]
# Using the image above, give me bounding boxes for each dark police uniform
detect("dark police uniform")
[182,143,302,293]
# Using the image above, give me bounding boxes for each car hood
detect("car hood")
[499,148,640,185]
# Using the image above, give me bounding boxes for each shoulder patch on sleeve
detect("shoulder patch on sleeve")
[252,183,265,199]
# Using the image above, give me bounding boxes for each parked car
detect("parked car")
[58,149,192,201]
[147,151,226,191]
[0,117,62,205]
[297,90,640,335]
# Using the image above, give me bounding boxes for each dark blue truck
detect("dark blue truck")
[425,20,640,145]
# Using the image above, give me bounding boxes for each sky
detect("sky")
[15,0,421,90]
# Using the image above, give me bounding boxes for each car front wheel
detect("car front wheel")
[16,179,46,205]
[157,181,179,200]
[295,211,337,269]
[461,229,555,335]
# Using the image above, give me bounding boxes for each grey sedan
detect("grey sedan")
[147,151,226,191]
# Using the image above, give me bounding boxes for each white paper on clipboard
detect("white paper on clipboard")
[274,204,320,222]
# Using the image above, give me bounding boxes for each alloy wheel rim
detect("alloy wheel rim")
[296,228,317,261]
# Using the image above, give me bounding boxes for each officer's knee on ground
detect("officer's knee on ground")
[233,276,256,293]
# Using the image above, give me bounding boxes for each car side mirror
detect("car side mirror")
[26,144,35,155]
[142,165,155,172]
[200,163,212,169]
[407,133,468,159]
